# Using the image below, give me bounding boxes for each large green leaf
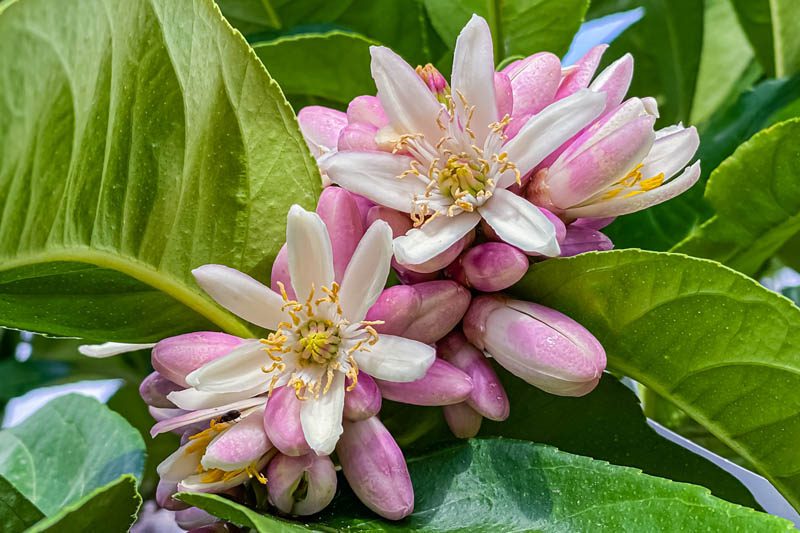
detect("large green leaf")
[0,475,44,533]
[731,0,800,77]
[673,119,800,275]
[0,0,320,342]
[252,32,376,106]
[380,373,759,508]
[25,475,141,533]
[512,250,800,510]
[0,394,145,516]
[605,75,800,251]
[183,439,790,531]
[423,0,588,63]
[215,0,281,34]
[690,0,755,125]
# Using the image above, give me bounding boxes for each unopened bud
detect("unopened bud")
[343,373,382,421]
[443,402,483,438]
[375,358,472,406]
[316,187,365,282]
[263,386,312,456]
[559,225,613,256]
[463,295,606,396]
[267,453,337,516]
[139,372,181,408]
[447,242,528,292]
[152,332,242,387]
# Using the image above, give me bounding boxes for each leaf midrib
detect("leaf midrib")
[0,248,254,339]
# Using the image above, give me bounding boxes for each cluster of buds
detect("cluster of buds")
[80,13,702,530]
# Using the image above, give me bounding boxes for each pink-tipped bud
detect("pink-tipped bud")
[337,123,379,152]
[507,52,562,117]
[152,333,243,387]
[263,387,312,456]
[350,193,375,228]
[347,95,389,129]
[590,53,634,113]
[416,63,450,103]
[573,216,616,230]
[447,242,529,292]
[343,373,382,421]
[139,372,181,408]
[438,332,509,421]
[366,205,411,237]
[316,187,365,282]
[337,417,413,520]
[559,226,614,256]
[267,453,337,516]
[394,263,440,284]
[297,106,347,158]
[443,402,483,438]
[175,507,219,530]
[463,296,606,397]
[402,281,471,344]
[366,285,421,337]
[555,44,608,101]
[156,479,188,510]
[376,358,473,406]
[494,72,513,118]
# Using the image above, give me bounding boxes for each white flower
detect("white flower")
[322,15,607,266]
[186,205,435,455]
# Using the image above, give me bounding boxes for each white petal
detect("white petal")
[150,397,266,436]
[479,188,560,256]
[322,151,425,213]
[78,342,154,358]
[641,126,699,180]
[393,211,480,266]
[168,384,267,411]
[354,334,435,382]
[565,161,702,218]
[185,340,269,393]
[192,265,285,330]
[157,442,202,483]
[300,372,345,455]
[370,46,443,141]
[503,89,606,181]
[340,221,393,322]
[452,15,497,145]
[287,205,335,299]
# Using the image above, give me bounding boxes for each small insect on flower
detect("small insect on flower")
[218,410,241,423]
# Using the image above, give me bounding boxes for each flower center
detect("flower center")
[260,282,380,400]
[438,155,490,199]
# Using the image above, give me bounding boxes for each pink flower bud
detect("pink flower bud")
[443,402,483,438]
[394,264,440,284]
[573,216,615,230]
[337,417,413,520]
[559,226,614,256]
[152,333,243,387]
[297,106,347,158]
[590,53,634,113]
[316,187,365,282]
[366,285,421,337]
[463,296,606,396]
[350,193,375,228]
[507,52,561,117]
[156,479,188,510]
[175,507,219,530]
[402,281,471,344]
[347,95,389,129]
[202,409,272,471]
[343,374,382,421]
[554,44,608,101]
[448,242,529,292]
[438,332,509,421]
[139,372,181,408]
[494,72,513,118]
[338,123,379,151]
[366,205,411,237]
[263,387,312,456]
[376,358,473,406]
[267,453,337,516]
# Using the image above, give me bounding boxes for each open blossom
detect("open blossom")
[188,205,435,455]
[322,15,607,268]
[528,96,701,219]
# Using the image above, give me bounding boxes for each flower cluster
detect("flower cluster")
[83,13,700,529]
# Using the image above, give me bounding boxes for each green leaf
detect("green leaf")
[690,0,756,125]
[0,0,321,342]
[185,440,791,531]
[511,249,800,510]
[731,0,800,77]
[26,475,141,533]
[380,373,759,508]
[252,32,376,105]
[673,119,800,275]
[0,394,145,516]
[423,0,588,62]
[216,0,281,34]
[0,475,44,533]
[177,492,315,532]
[605,74,800,251]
